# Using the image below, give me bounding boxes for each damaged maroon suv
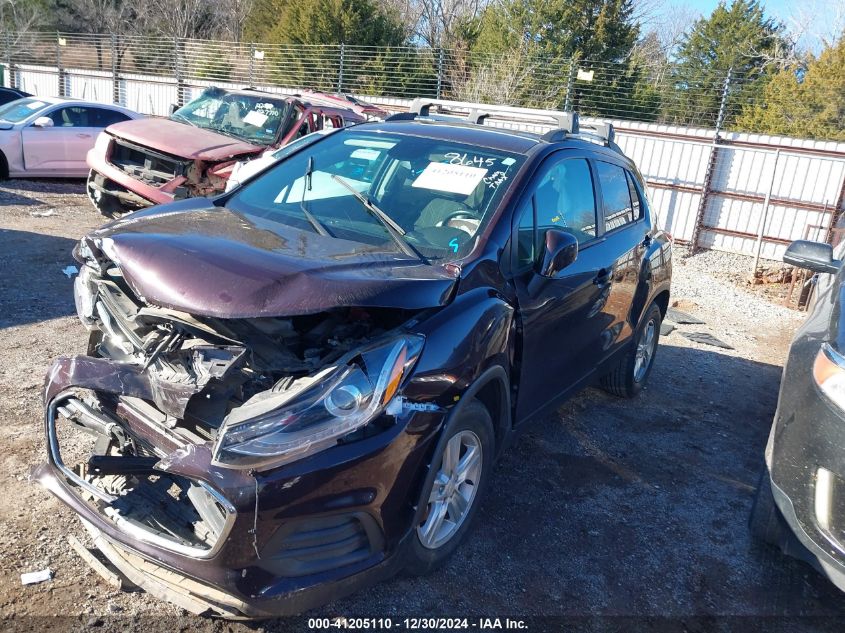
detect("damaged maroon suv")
[35,110,672,617]
[85,86,366,216]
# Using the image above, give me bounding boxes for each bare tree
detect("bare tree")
[144,0,220,40]
[450,39,562,107]
[59,0,148,36]
[410,0,486,48]
[0,0,46,54]
[55,0,153,71]
[630,1,698,87]
[786,0,845,51]
[213,0,256,42]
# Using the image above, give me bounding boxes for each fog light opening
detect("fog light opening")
[815,467,833,532]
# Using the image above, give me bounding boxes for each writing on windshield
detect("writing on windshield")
[227,131,525,261]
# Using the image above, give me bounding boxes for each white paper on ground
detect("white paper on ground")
[411,162,488,195]
[243,110,269,127]
[21,569,53,585]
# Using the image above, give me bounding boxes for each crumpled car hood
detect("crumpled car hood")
[106,118,263,162]
[85,204,459,318]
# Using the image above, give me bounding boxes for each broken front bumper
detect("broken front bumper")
[34,355,443,617]
[87,147,178,208]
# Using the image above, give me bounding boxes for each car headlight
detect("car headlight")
[212,335,424,469]
[93,131,111,155]
[813,343,845,410]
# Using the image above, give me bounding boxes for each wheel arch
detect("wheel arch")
[454,365,512,460]
[652,288,670,319]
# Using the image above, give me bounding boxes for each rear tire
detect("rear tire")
[0,150,9,180]
[405,399,494,576]
[601,302,662,398]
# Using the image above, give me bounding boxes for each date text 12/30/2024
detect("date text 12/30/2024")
[308,618,529,630]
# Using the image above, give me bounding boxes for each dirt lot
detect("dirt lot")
[1,179,844,631]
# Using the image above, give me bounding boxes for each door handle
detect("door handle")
[76,133,91,138]
[594,268,612,285]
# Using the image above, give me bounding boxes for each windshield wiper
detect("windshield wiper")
[170,112,197,127]
[299,156,331,237]
[330,174,428,263]
[209,126,250,142]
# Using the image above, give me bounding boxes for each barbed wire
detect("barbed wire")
[0,31,815,133]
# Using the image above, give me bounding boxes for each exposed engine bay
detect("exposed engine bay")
[74,256,411,436]
[51,244,419,554]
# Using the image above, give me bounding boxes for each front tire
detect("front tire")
[405,399,494,575]
[749,471,787,545]
[601,301,662,398]
[86,170,128,218]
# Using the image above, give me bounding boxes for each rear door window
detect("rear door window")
[596,161,639,232]
[90,108,131,128]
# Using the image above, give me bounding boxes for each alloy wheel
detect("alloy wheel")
[633,318,657,383]
[417,430,483,550]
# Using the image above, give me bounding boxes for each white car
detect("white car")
[0,97,142,178]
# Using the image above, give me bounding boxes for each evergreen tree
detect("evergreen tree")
[244,0,408,93]
[245,0,405,46]
[465,0,639,113]
[736,35,845,141]
[669,0,786,128]
[472,0,637,63]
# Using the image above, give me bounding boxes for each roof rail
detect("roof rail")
[466,109,491,124]
[541,118,615,146]
[409,98,435,116]
[388,99,492,125]
[388,97,618,150]
[579,121,615,145]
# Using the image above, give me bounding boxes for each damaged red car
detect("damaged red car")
[85,86,366,216]
[35,110,672,617]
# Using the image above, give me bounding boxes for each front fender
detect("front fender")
[405,287,515,408]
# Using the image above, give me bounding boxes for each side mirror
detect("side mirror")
[32,116,54,128]
[784,239,841,275]
[168,104,178,116]
[539,229,578,277]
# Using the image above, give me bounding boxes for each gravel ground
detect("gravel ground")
[1,179,842,632]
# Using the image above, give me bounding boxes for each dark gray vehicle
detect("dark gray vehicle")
[752,237,845,591]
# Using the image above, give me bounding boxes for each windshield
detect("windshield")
[226,130,525,261]
[0,98,50,123]
[171,88,293,145]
